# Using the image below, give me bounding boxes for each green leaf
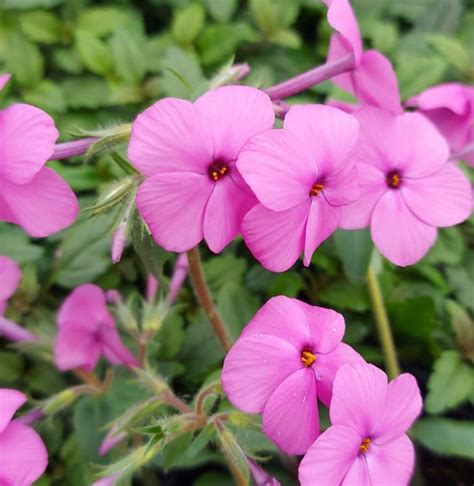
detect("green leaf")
[75,30,113,76]
[62,77,111,109]
[318,281,370,312]
[425,227,464,265]
[23,80,67,113]
[47,162,101,191]
[216,426,250,484]
[162,432,194,471]
[335,229,373,284]
[425,350,474,414]
[6,32,44,87]
[110,31,147,84]
[184,424,216,461]
[412,418,474,459]
[20,10,63,44]
[269,29,301,48]
[0,351,24,384]
[0,224,44,264]
[3,0,64,8]
[427,33,470,72]
[203,254,247,293]
[268,272,304,297]
[77,7,143,38]
[202,0,237,22]
[172,3,206,45]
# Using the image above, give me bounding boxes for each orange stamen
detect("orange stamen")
[387,172,401,188]
[301,350,316,367]
[310,182,325,197]
[359,437,371,453]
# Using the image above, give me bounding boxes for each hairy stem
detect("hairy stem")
[162,390,193,414]
[366,268,400,378]
[186,247,233,351]
[73,368,104,392]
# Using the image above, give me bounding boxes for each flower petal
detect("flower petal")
[327,34,356,94]
[0,256,20,304]
[284,104,360,177]
[330,363,387,438]
[263,368,318,454]
[314,343,365,407]
[365,434,415,486]
[299,425,361,486]
[0,167,79,238]
[128,98,213,177]
[195,85,275,162]
[203,171,257,253]
[0,316,37,343]
[237,128,316,212]
[241,295,311,349]
[401,164,472,227]
[373,374,422,444]
[342,456,371,485]
[323,162,360,207]
[0,104,58,185]
[242,201,309,272]
[409,83,471,115]
[99,325,140,368]
[0,421,48,485]
[304,197,340,266]
[371,189,437,266]
[136,172,213,253]
[222,334,301,414]
[0,389,26,434]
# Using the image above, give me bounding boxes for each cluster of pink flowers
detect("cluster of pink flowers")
[222,297,423,485]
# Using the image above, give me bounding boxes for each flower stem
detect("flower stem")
[186,247,233,352]
[73,368,104,392]
[50,137,97,160]
[366,268,400,378]
[264,53,355,100]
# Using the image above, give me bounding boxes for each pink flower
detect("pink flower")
[0,256,37,343]
[0,388,48,485]
[324,1,402,114]
[238,104,359,272]
[222,296,363,455]
[407,83,474,166]
[54,284,140,372]
[0,75,79,237]
[129,85,274,253]
[299,363,422,486]
[340,107,472,266]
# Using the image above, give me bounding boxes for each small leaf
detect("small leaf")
[184,424,216,461]
[20,10,63,44]
[335,229,373,284]
[75,29,113,76]
[162,432,194,471]
[110,31,147,84]
[172,3,206,45]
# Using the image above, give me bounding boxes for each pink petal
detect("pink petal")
[203,170,257,253]
[237,128,317,212]
[395,112,450,178]
[0,421,47,485]
[128,98,213,177]
[222,334,301,414]
[330,363,387,438]
[195,85,275,162]
[0,316,37,343]
[342,456,371,485]
[136,172,213,252]
[242,296,311,349]
[242,201,309,272]
[365,434,415,486]
[0,74,11,91]
[323,162,360,207]
[0,104,58,185]
[0,167,79,238]
[326,99,358,113]
[401,163,472,228]
[373,374,422,445]
[339,163,386,230]
[54,324,102,372]
[299,425,361,486]
[99,431,126,456]
[327,33,357,94]
[351,50,402,114]
[371,189,437,266]
[0,191,16,225]
[0,256,20,304]
[99,325,140,368]
[409,83,471,115]
[0,389,26,434]
[91,475,119,486]
[313,343,364,407]
[304,197,340,266]
[284,104,360,177]
[262,368,318,454]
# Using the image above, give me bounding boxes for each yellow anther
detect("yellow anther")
[301,350,316,367]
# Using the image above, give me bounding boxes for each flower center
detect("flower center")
[359,437,371,454]
[301,350,316,367]
[208,161,229,182]
[386,171,401,189]
[309,182,325,197]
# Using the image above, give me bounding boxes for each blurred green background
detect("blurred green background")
[0,0,473,485]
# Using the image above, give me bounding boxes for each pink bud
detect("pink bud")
[111,222,127,264]
[166,253,188,306]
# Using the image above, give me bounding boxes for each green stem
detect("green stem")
[366,268,400,378]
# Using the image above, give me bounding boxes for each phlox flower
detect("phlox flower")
[299,363,422,486]
[54,284,140,372]
[222,296,363,454]
[238,104,359,272]
[340,107,472,266]
[0,388,48,486]
[0,256,37,343]
[324,0,402,114]
[129,85,275,253]
[407,83,474,166]
[0,75,78,237]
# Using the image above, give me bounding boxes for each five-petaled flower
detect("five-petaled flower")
[341,107,472,266]
[238,104,359,272]
[0,388,48,486]
[129,85,274,254]
[54,284,140,372]
[299,363,422,486]
[222,296,363,454]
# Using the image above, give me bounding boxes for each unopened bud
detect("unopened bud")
[111,222,127,264]
[43,388,78,415]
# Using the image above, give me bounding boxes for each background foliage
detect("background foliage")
[0,0,473,484]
